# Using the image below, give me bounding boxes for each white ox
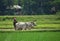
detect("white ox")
[15,21,36,30]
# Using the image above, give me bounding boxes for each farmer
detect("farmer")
[13,17,17,30]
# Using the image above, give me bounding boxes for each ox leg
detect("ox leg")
[28,27,31,30]
[15,27,19,30]
[22,26,26,30]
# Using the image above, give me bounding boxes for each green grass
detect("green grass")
[0,15,60,29]
[0,31,60,41]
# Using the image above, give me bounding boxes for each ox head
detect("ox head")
[31,20,37,26]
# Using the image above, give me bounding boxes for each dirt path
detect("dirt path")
[0,29,60,31]
[0,29,15,31]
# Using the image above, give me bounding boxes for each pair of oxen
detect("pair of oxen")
[15,20,36,30]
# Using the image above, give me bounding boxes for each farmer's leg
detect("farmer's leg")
[13,23,16,30]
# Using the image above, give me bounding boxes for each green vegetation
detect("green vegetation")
[0,15,60,41]
[0,0,60,15]
[0,31,60,41]
[0,15,60,29]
